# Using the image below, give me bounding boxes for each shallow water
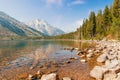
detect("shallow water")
[0,40,91,66]
[0,40,93,79]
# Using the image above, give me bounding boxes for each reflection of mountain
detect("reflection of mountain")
[0,41,61,66]
[31,44,59,59]
[30,44,60,68]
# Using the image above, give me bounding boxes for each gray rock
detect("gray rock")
[90,66,103,79]
[86,53,93,58]
[90,41,120,80]
[107,53,117,60]
[97,53,107,63]
[107,59,119,69]
[103,71,116,80]
[41,73,57,80]
[62,77,71,80]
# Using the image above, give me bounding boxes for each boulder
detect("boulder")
[106,59,119,69]
[41,73,57,80]
[103,71,116,80]
[90,66,103,79]
[97,53,107,63]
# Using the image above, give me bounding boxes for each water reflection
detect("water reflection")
[30,44,62,69]
[0,40,94,67]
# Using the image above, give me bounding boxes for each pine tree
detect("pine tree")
[89,11,96,38]
[96,10,103,34]
[103,5,112,34]
[112,0,120,39]
[112,0,120,18]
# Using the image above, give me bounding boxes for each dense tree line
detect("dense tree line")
[52,0,120,40]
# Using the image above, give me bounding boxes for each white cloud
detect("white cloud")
[75,19,83,27]
[46,0,62,6]
[64,19,83,33]
[67,0,85,6]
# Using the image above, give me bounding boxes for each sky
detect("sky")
[0,0,113,32]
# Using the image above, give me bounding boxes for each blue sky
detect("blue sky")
[0,0,113,32]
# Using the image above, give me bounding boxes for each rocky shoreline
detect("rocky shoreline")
[3,40,120,80]
[26,40,120,80]
[26,42,97,80]
[89,41,120,80]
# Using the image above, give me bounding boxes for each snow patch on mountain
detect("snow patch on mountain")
[28,19,65,36]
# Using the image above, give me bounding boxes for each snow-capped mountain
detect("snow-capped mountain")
[0,11,44,40]
[28,19,65,36]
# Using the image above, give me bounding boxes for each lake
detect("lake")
[0,40,94,80]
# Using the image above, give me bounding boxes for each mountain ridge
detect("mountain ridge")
[0,11,45,40]
[28,19,65,36]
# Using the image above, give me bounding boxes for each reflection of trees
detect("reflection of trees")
[0,41,27,49]
[0,41,28,60]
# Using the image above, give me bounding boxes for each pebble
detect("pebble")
[80,59,87,63]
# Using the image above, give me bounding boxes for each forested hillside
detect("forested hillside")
[53,0,120,40]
